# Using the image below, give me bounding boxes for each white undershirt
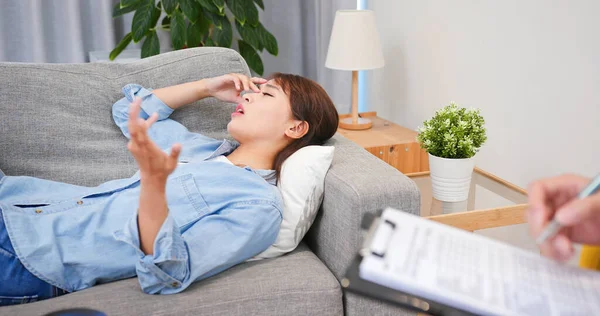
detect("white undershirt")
[206,155,234,165]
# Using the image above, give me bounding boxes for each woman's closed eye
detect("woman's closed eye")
[262,92,274,97]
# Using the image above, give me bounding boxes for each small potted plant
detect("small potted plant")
[416,102,487,202]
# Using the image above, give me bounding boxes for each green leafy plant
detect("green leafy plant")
[110,0,278,75]
[416,102,487,159]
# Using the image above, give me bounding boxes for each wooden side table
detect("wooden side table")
[337,112,430,174]
[409,167,529,231]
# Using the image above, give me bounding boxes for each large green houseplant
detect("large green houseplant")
[111,0,278,75]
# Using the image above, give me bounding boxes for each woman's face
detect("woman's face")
[227,79,294,144]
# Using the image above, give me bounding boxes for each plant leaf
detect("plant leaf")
[150,3,162,28]
[194,14,211,40]
[141,30,160,58]
[212,15,232,47]
[204,37,216,46]
[203,10,223,26]
[121,0,140,7]
[162,0,178,14]
[171,10,187,49]
[212,0,225,13]
[244,0,258,26]
[225,0,245,24]
[225,0,257,26]
[187,19,207,47]
[110,32,133,61]
[196,0,220,14]
[112,1,141,18]
[180,0,200,23]
[257,23,277,55]
[253,0,264,10]
[132,0,155,42]
[235,20,260,50]
[161,15,171,29]
[198,13,212,33]
[238,40,263,75]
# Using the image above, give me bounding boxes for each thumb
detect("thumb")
[555,194,600,226]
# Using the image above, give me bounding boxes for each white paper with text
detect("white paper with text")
[359,208,600,316]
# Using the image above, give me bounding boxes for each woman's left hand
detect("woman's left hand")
[127,98,181,184]
[202,73,267,104]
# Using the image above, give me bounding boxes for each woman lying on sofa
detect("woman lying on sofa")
[0,73,339,306]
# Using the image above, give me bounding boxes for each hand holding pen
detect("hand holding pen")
[527,174,600,262]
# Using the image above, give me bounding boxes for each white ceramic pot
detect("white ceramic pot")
[428,153,475,202]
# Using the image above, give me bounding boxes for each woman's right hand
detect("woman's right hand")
[202,73,267,104]
[528,174,600,261]
[127,98,180,255]
[127,98,181,185]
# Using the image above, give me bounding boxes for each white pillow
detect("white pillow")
[251,145,335,260]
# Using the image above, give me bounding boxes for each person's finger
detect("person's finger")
[129,120,142,143]
[128,98,144,140]
[129,97,142,117]
[532,174,588,202]
[229,74,241,91]
[146,112,159,128]
[527,175,589,236]
[555,193,600,226]
[134,116,163,157]
[128,119,137,140]
[249,80,260,93]
[133,118,148,145]
[127,140,138,154]
[552,234,574,262]
[128,99,142,139]
[251,77,268,84]
[169,143,181,161]
[539,235,565,261]
[167,143,182,171]
[130,118,150,152]
[527,181,552,238]
[236,74,250,92]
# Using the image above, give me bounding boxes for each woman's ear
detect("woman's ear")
[285,120,309,139]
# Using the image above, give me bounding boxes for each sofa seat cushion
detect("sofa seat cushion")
[0,243,342,316]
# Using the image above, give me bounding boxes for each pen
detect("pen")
[536,174,600,244]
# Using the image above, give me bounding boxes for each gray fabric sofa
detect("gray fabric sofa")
[0,47,420,316]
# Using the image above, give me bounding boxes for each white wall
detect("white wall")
[368,0,600,188]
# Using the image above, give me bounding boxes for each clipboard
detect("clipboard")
[340,211,478,316]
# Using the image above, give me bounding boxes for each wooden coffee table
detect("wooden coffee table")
[407,168,528,232]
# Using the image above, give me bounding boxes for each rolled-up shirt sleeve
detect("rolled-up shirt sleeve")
[111,83,213,149]
[114,201,282,294]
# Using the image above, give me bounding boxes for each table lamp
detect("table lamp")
[325,10,385,130]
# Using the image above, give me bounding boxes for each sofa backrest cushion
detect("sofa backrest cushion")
[0,48,249,186]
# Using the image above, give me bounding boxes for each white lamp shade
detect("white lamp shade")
[325,10,385,71]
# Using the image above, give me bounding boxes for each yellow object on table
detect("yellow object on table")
[579,245,600,270]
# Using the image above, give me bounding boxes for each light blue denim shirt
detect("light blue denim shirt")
[0,84,283,294]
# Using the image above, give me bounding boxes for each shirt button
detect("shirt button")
[76,200,83,205]
[35,209,42,214]
[171,282,180,288]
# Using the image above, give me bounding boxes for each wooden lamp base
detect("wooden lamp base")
[339,116,373,130]
[338,70,373,131]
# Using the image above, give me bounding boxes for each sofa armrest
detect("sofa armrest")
[305,133,421,316]
[306,133,420,277]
